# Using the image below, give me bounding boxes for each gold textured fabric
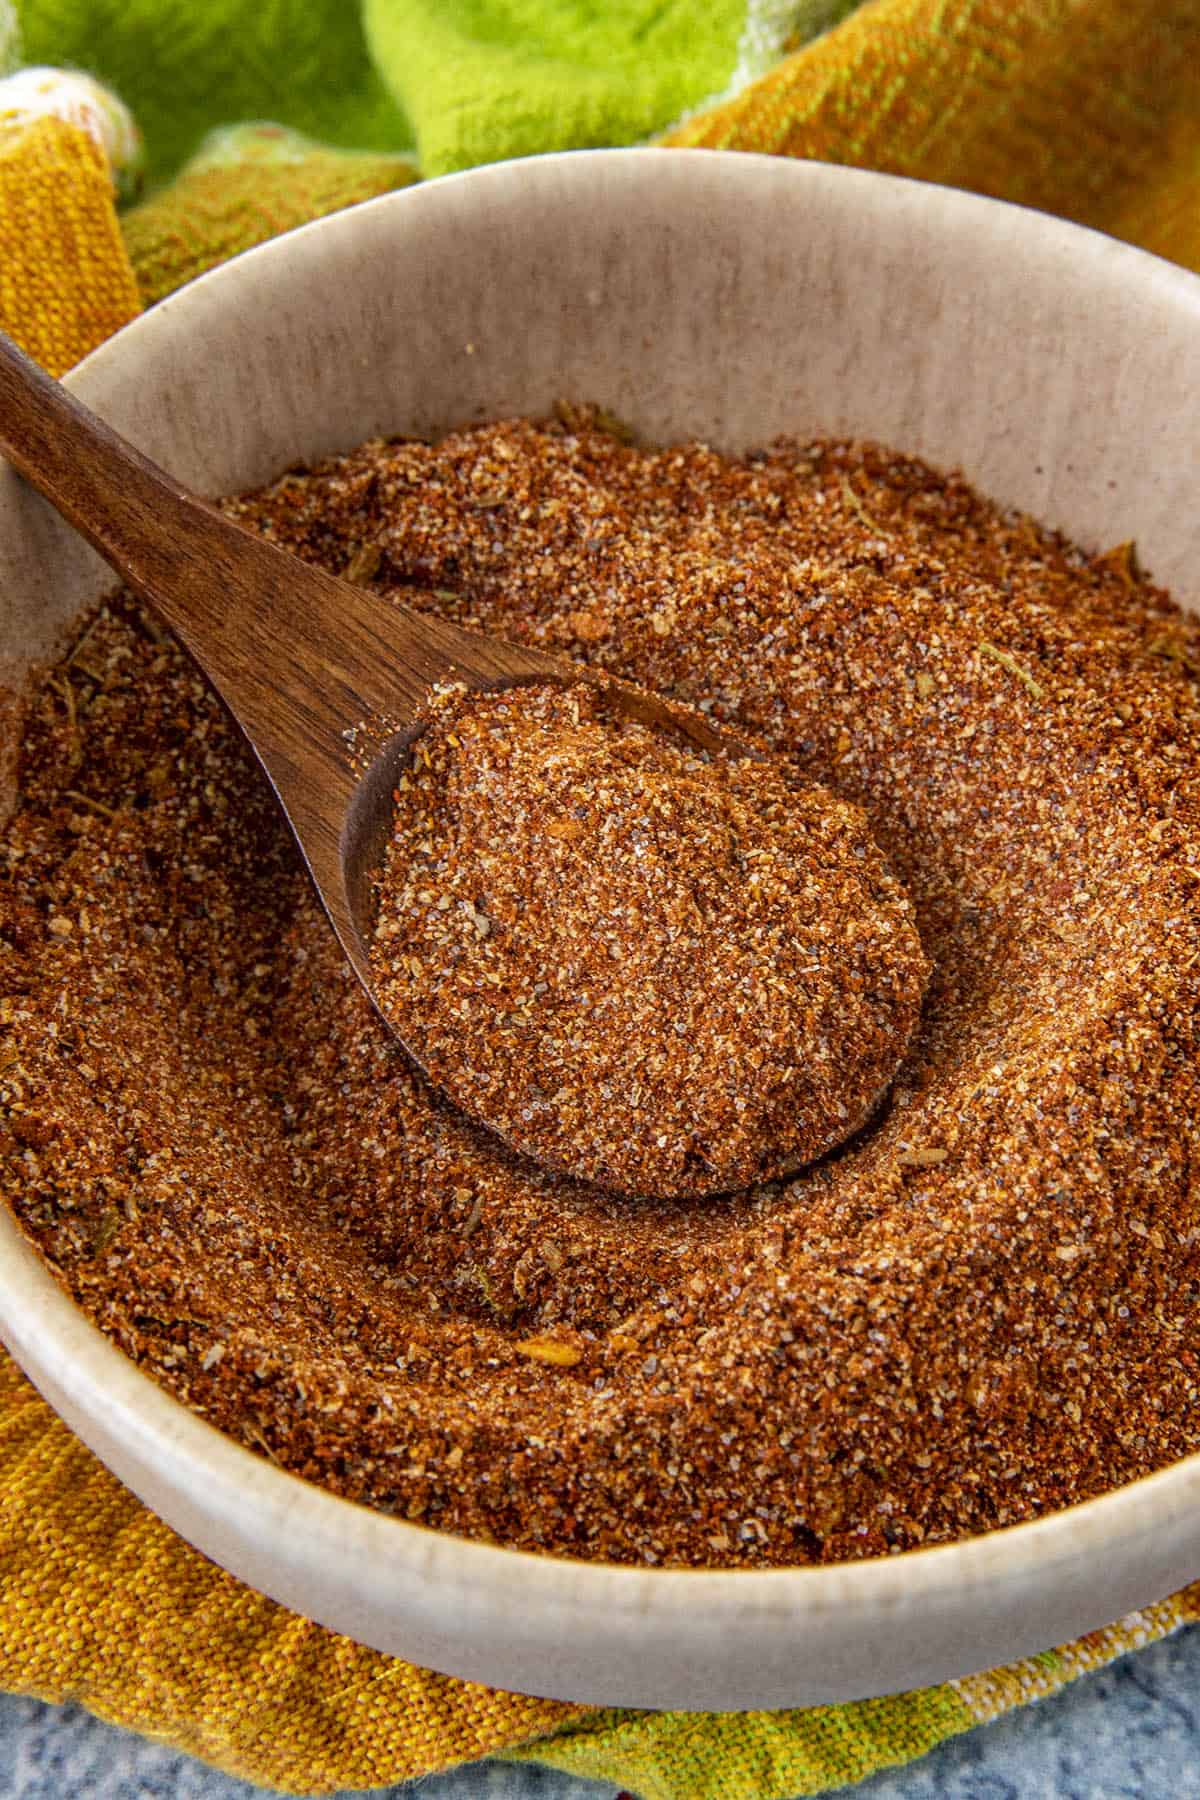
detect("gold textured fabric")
[121,124,419,306]
[1,3,1200,1787]
[0,114,139,373]
[663,0,1200,274]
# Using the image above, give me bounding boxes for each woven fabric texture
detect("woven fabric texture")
[0,1,1198,1794]
[0,113,138,372]
[121,123,418,305]
[662,0,1200,271]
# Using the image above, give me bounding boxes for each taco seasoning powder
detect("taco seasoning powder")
[2,412,1198,1569]
[368,676,929,1196]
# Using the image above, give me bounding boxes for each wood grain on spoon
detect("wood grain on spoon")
[0,331,731,1013]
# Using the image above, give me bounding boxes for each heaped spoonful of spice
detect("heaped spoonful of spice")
[0,332,928,1196]
[370,678,930,1195]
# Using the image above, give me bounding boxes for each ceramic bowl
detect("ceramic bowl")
[1,150,1198,1711]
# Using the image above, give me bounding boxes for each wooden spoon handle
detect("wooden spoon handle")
[0,331,579,912]
[0,331,358,748]
[0,331,252,641]
[0,332,564,744]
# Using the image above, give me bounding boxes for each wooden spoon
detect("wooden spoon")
[0,331,733,1035]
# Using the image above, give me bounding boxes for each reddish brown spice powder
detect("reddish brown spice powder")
[368,677,928,1196]
[2,414,1199,1569]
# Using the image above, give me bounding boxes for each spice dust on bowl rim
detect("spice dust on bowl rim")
[1,150,1199,1710]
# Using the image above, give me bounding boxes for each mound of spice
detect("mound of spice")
[369,678,929,1196]
[2,413,1198,1571]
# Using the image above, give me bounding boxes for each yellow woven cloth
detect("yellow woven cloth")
[0,113,139,374]
[120,123,419,306]
[662,0,1200,272]
[1,3,1199,1794]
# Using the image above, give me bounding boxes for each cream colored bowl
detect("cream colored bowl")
[1,151,1198,1710]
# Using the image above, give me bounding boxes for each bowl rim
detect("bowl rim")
[2,146,1199,1702]
[5,1201,1200,1610]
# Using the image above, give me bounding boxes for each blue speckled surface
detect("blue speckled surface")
[1,1622,1197,1799]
